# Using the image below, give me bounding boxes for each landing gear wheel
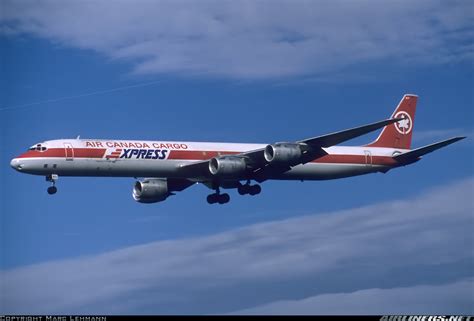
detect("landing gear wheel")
[249,184,261,196]
[207,194,218,204]
[238,184,249,195]
[207,191,230,205]
[218,193,230,204]
[47,186,57,195]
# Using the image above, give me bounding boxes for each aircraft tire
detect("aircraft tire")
[47,186,57,195]
[207,194,218,204]
[218,193,230,204]
[238,185,249,195]
[249,185,261,195]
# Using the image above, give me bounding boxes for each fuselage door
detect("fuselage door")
[364,150,372,167]
[64,143,74,161]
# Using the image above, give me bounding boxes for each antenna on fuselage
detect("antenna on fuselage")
[76,135,80,139]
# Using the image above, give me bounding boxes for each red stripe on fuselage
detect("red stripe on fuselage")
[313,154,397,166]
[16,148,396,166]
[168,150,396,166]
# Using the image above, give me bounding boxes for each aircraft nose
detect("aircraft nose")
[10,158,23,171]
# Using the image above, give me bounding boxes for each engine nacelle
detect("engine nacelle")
[132,179,169,203]
[264,143,304,165]
[209,156,247,177]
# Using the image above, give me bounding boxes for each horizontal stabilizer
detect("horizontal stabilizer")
[393,136,466,163]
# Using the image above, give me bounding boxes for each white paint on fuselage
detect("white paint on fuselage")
[12,139,406,181]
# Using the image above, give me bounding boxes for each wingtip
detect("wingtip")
[440,136,467,145]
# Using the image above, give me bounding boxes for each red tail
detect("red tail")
[367,94,418,149]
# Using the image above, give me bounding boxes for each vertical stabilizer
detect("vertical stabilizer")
[367,94,418,149]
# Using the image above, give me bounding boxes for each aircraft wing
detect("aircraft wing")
[393,136,466,164]
[297,118,403,147]
[178,118,402,180]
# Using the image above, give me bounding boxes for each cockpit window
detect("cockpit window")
[28,144,47,152]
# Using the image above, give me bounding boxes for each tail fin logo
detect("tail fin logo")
[394,111,412,135]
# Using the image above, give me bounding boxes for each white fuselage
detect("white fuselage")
[11,139,405,181]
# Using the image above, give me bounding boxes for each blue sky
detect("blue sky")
[1,0,473,314]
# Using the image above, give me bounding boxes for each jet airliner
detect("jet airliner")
[10,95,465,204]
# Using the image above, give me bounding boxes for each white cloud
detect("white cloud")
[1,177,473,314]
[1,0,472,79]
[234,279,474,315]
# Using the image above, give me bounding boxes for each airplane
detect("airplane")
[10,94,465,205]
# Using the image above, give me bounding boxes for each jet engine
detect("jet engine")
[132,178,169,203]
[264,143,304,165]
[209,156,247,177]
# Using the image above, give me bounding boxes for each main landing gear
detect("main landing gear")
[46,174,58,195]
[207,187,230,205]
[237,182,261,196]
[206,182,262,205]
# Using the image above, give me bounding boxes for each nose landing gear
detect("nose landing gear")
[46,174,58,195]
